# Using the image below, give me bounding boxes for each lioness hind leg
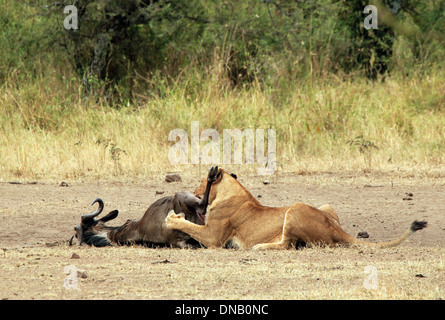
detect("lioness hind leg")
[253,207,297,251]
[254,203,351,251]
[253,239,291,251]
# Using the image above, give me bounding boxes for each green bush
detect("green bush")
[1,0,443,105]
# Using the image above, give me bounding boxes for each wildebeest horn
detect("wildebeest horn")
[81,198,104,223]
[69,235,75,246]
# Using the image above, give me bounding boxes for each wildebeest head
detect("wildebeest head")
[70,198,119,247]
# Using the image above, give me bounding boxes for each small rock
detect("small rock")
[357,231,369,239]
[239,258,257,264]
[59,182,69,187]
[263,180,270,185]
[70,253,80,259]
[165,174,182,183]
[152,259,174,264]
[415,274,426,278]
[403,192,413,200]
[155,190,165,195]
[45,241,59,247]
[77,270,88,279]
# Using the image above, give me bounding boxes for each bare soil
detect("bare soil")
[1,171,444,300]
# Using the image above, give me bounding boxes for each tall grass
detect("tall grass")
[0,1,443,182]
[1,61,444,181]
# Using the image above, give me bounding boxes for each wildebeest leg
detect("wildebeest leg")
[166,166,226,247]
[197,166,218,210]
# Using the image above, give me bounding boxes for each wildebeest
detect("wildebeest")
[70,166,218,248]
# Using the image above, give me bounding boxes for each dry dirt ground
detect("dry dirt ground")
[1,170,444,300]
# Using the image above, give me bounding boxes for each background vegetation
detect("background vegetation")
[0,0,444,181]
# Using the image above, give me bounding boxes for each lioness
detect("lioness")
[165,167,427,249]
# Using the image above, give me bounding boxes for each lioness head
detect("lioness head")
[194,168,239,205]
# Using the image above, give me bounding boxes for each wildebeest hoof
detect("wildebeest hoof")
[208,166,219,182]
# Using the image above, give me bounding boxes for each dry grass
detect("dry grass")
[1,0,443,182]
[1,69,444,182]
[1,244,443,300]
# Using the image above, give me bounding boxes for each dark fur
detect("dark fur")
[71,167,218,248]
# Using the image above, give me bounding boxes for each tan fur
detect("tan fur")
[165,168,426,250]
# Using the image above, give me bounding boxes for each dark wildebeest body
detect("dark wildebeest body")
[70,167,218,248]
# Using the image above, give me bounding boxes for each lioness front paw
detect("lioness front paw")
[165,210,185,229]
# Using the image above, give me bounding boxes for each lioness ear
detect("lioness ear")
[230,173,237,179]
[214,168,224,184]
